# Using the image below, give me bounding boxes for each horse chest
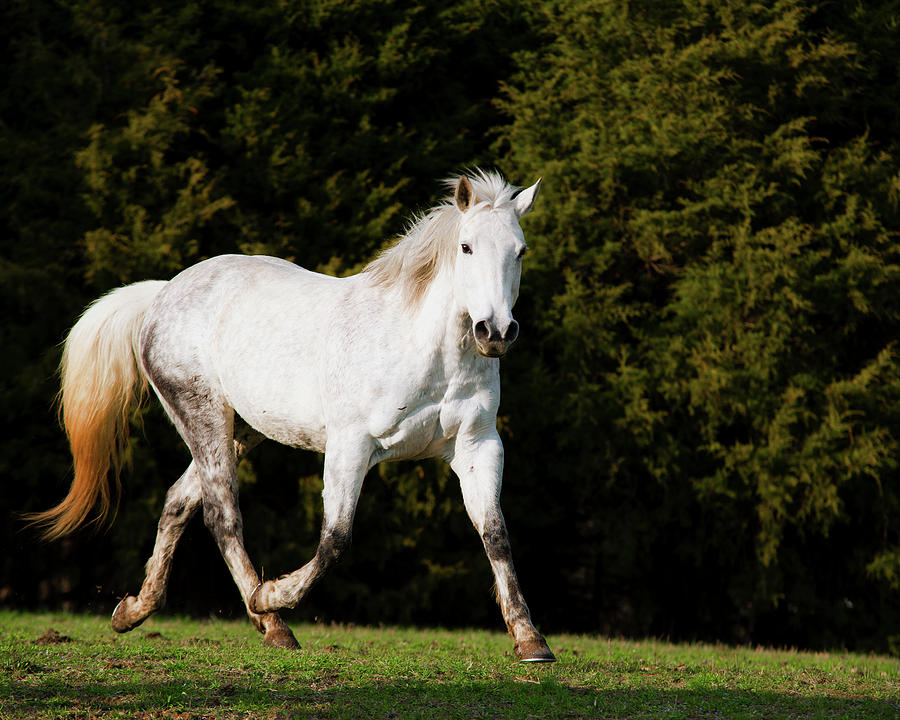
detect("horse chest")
[370,401,444,462]
[369,364,498,463]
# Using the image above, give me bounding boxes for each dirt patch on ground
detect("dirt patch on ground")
[34,628,72,645]
[181,637,221,647]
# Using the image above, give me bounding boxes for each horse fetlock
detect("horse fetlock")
[249,580,286,613]
[249,581,269,613]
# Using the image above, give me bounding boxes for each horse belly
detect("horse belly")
[233,386,326,451]
[216,337,326,451]
[212,269,336,452]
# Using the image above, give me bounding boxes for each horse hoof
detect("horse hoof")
[515,637,557,663]
[111,596,143,634]
[263,624,300,649]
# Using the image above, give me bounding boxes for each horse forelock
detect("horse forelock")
[443,169,520,211]
[363,170,519,309]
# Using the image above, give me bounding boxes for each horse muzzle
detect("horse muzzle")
[473,318,519,358]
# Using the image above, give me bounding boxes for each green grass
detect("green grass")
[0,610,897,718]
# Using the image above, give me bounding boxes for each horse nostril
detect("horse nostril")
[474,320,491,342]
[504,320,519,344]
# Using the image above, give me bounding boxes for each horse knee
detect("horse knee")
[482,523,512,562]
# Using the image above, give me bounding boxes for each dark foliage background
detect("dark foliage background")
[3,0,900,654]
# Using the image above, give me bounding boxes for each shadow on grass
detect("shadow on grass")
[2,675,898,719]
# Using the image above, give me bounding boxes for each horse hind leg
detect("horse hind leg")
[109,429,269,635]
[109,448,292,643]
[112,462,202,633]
[187,409,298,649]
[200,419,298,647]
[134,362,297,648]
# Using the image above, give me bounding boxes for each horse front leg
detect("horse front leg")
[250,437,368,614]
[451,432,556,662]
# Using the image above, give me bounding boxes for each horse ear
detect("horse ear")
[455,176,475,212]
[515,178,541,218]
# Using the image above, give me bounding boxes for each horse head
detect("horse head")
[451,173,541,358]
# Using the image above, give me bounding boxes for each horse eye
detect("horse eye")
[517,247,527,260]
[461,243,472,255]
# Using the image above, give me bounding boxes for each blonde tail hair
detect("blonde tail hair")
[29,280,168,540]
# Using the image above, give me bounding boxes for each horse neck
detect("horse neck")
[409,270,475,363]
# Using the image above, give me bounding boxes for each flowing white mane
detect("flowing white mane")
[363,170,521,307]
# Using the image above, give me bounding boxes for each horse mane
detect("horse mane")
[363,169,520,308]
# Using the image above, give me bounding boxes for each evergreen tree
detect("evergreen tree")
[500,0,900,648]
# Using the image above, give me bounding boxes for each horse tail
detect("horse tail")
[28,280,168,540]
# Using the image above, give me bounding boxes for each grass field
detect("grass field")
[0,610,898,719]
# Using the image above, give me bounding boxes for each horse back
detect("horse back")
[139,255,344,450]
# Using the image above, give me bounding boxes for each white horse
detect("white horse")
[33,170,555,661]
